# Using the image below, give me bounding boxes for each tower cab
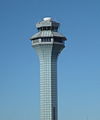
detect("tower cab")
[30,17,67,46]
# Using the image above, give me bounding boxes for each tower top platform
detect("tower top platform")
[36,17,59,29]
[30,17,67,41]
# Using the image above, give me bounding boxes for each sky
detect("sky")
[0,0,100,120]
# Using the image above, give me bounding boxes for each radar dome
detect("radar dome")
[43,17,52,21]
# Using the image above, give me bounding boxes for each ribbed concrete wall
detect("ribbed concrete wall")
[33,43,64,120]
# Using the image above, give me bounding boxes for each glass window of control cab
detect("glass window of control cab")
[53,38,64,44]
[41,38,51,42]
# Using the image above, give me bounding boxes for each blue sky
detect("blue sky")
[0,0,100,120]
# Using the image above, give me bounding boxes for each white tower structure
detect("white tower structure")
[30,17,67,120]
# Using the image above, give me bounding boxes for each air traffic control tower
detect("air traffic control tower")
[30,17,67,120]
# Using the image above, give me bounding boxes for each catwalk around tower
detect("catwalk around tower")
[30,17,67,120]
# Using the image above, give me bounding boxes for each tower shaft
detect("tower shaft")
[34,44,64,120]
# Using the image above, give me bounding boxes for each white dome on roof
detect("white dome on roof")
[43,17,52,21]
